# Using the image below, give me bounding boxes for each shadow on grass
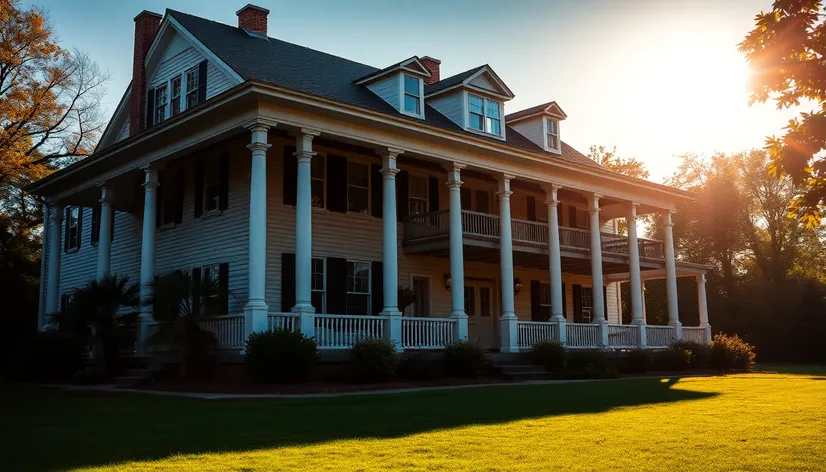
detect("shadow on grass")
[6,378,716,471]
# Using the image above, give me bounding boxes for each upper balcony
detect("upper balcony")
[403,210,666,274]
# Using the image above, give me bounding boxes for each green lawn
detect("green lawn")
[5,365,826,471]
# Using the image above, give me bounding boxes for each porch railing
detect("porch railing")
[401,317,455,349]
[607,324,640,348]
[462,210,499,238]
[199,315,246,351]
[268,313,299,331]
[682,327,706,343]
[567,323,602,348]
[314,314,387,349]
[517,321,559,348]
[646,325,676,347]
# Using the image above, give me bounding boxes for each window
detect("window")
[202,263,221,312]
[464,286,476,316]
[346,261,370,314]
[409,174,428,216]
[347,162,369,214]
[581,287,594,323]
[411,276,431,317]
[576,208,590,229]
[402,74,421,115]
[185,66,200,109]
[539,282,552,321]
[311,155,325,208]
[154,85,168,124]
[171,76,182,116]
[475,190,490,214]
[203,158,221,213]
[479,287,491,317]
[65,206,80,251]
[467,94,503,136]
[546,118,559,150]
[90,207,101,246]
[460,188,491,213]
[311,258,325,312]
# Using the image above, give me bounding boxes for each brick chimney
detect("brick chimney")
[421,56,441,85]
[237,4,269,35]
[130,10,162,135]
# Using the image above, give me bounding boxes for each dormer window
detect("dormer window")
[185,66,200,109]
[154,85,168,124]
[468,94,502,136]
[402,75,422,115]
[545,118,560,151]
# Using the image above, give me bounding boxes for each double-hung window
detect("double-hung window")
[538,282,552,321]
[171,76,182,116]
[546,118,559,151]
[408,174,428,216]
[154,85,168,124]
[185,66,200,109]
[202,263,221,312]
[203,158,221,213]
[581,287,594,323]
[467,94,502,136]
[311,258,325,312]
[311,155,325,208]
[347,161,369,214]
[65,206,80,251]
[402,74,421,115]
[346,261,370,315]
[90,207,101,246]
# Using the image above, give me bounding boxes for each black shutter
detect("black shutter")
[156,175,164,227]
[327,154,347,213]
[146,89,155,128]
[603,286,608,321]
[569,205,577,228]
[371,261,383,315]
[219,263,229,315]
[90,207,100,245]
[194,162,204,218]
[280,253,296,312]
[191,267,202,316]
[63,207,70,252]
[370,163,382,218]
[326,257,347,314]
[396,170,409,222]
[527,196,537,222]
[561,282,567,318]
[283,145,297,206]
[76,207,83,249]
[218,152,229,211]
[428,175,440,212]
[197,60,207,105]
[530,280,541,321]
[573,284,583,323]
[174,168,185,224]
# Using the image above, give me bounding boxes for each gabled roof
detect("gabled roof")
[506,101,568,123]
[354,56,431,85]
[424,64,514,100]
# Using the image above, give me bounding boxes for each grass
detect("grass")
[5,365,826,471]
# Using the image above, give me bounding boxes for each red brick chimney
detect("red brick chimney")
[130,10,162,135]
[421,56,441,85]
[237,4,269,35]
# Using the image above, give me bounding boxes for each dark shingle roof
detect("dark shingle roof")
[505,101,555,121]
[169,10,601,170]
[424,65,487,95]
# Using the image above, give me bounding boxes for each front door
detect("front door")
[465,281,496,348]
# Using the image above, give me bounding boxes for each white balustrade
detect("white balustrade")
[567,323,602,348]
[646,325,676,347]
[517,321,559,348]
[511,219,548,244]
[401,317,455,349]
[559,227,591,250]
[601,233,630,255]
[682,327,706,343]
[199,315,246,350]
[461,210,500,238]
[314,314,387,349]
[607,324,640,348]
[404,210,449,240]
[268,313,299,332]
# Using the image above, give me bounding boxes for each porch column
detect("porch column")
[543,184,565,344]
[697,273,711,342]
[663,210,682,339]
[446,163,468,340]
[587,193,608,347]
[293,129,320,337]
[244,120,273,338]
[498,174,518,353]
[44,202,64,326]
[642,280,648,323]
[96,185,114,280]
[381,148,403,349]
[626,202,646,348]
[137,166,160,354]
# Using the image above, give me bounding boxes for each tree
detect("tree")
[588,145,650,180]
[739,0,826,226]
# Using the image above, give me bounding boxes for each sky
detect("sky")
[30,0,798,183]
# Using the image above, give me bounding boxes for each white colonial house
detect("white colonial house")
[28,4,712,354]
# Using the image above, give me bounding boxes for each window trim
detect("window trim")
[346,160,371,215]
[202,156,222,216]
[311,257,326,313]
[408,172,429,216]
[185,65,200,111]
[466,92,504,138]
[539,282,552,320]
[201,262,222,310]
[400,73,424,118]
[170,76,182,117]
[545,117,560,152]
[310,152,327,210]
[409,273,433,317]
[153,84,168,124]
[346,259,371,315]
[65,206,80,252]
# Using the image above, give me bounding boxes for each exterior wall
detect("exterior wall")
[428,92,464,129]
[148,46,235,100]
[510,118,544,150]
[366,74,400,111]
[116,120,130,142]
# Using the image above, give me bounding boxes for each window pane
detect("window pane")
[311,259,324,291]
[347,162,368,187]
[460,188,471,209]
[311,291,324,313]
[468,95,484,114]
[311,156,324,179]
[469,113,484,131]
[464,286,475,316]
[311,179,325,208]
[404,75,420,96]
[348,187,368,214]
[205,184,220,211]
[475,190,490,213]
[487,117,501,135]
[162,198,176,225]
[409,198,427,216]
[485,100,500,118]
[480,287,491,317]
[346,294,369,315]
[403,94,420,114]
[547,118,557,134]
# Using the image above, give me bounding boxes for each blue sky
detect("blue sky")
[32,0,791,181]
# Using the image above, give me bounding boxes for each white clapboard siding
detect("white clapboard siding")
[510,119,545,150]
[366,75,400,111]
[428,92,464,129]
[149,45,234,101]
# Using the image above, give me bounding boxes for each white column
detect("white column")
[663,210,682,339]
[641,280,648,323]
[446,163,468,340]
[697,273,711,342]
[626,202,646,348]
[587,193,608,347]
[244,121,273,338]
[137,166,159,354]
[543,184,566,344]
[292,129,320,336]
[44,202,64,323]
[381,148,403,350]
[498,174,518,353]
[96,185,114,280]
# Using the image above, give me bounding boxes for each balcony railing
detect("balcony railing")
[404,210,664,258]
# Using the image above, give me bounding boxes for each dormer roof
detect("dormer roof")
[424,64,514,101]
[506,101,567,123]
[354,56,431,85]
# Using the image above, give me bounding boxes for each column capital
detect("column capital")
[445,162,465,188]
[141,166,160,189]
[241,116,279,132]
[497,173,514,197]
[248,142,272,153]
[587,193,602,214]
[381,149,402,176]
[663,209,676,227]
[98,184,113,205]
[379,147,404,159]
[298,127,322,138]
[542,183,563,205]
[696,273,707,284]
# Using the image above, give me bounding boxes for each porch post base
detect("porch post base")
[554,318,567,344]
[382,310,403,352]
[291,303,315,338]
[243,302,269,337]
[631,319,647,349]
[450,310,468,342]
[598,321,609,348]
[499,313,519,353]
[135,311,152,356]
[703,324,712,344]
[670,321,683,342]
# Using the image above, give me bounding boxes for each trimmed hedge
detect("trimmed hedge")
[443,341,491,378]
[565,351,617,379]
[532,340,567,372]
[618,349,651,374]
[709,333,756,370]
[245,329,318,383]
[349,338,398,381]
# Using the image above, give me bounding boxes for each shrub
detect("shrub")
[10,332,85,382]
[349,338,398,381]
[443,340,491,378]
[245,329,318,384]
[671,340,711,369]
[619,349,650,374]
[709,333,756,370]
[532,340,567,372]
[650,346,692,371]
[564,351,617,379]
[397,350,441,380]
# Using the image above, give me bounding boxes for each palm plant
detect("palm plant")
[145,270,221,377]
[66,274,140,377]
